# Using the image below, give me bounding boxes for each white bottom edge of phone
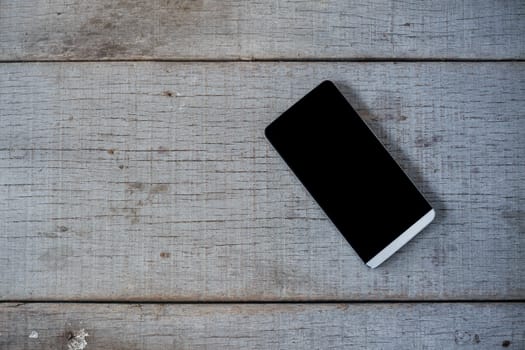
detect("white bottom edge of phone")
[366,209,435,268]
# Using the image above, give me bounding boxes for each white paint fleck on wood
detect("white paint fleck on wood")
[0,0,523,60]
[0,303,523,349]
[66,329,88,350]
[28,331,38,339]
[0,62,523,301]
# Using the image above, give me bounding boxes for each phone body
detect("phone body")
[265,81,435,268]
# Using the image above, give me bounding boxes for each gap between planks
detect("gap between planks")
[2,300,524,305]
[0,58,524,64]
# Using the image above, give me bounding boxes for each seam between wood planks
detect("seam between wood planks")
[0,58,523,63]
[2,300,524,305]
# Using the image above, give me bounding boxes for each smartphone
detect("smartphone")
[265,80,435,268]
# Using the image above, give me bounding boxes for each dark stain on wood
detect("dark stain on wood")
[107,148,115,155]
[415,135,443,148]
[26,0,209,58]
[88,17,106,26]
[403,22,411,27]
[127,207,140,224]
[168,0,204,11]
[40,231,59,238]
[501,209,522,219]
[157,146,169,153]
[68,11,130,58]
[111,205,142,224]
[127,182,144,191]
[162,90,173,97]
[96,41,128,58]
[336,304,349,311]
[160,252,171,258]
[118,183,169,223]
[431,245,446,266]
[501,208,523,233]
[150,184,169,194]
[502,340,511,347]
[58,225,69,232]
[118,164,125,169]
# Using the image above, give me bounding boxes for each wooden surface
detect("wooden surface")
[1,0,524,60]
[1,62,523,301]
[1,303,523,349]
[1,0,524,348]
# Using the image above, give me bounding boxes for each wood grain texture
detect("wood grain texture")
[1,0,524,60]
[1,303,523,349]
[0,62,523,301]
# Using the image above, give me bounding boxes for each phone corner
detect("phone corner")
[425,208,436,226]
[263,123,272,140]
[428,208,436,222]
[365,260,379,269]
[320,80,336,89]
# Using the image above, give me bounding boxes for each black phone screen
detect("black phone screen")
[265,81,432,263]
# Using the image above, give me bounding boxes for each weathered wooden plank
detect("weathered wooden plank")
[0,62,523,300]
[1,303,523,349]
[1,0,524,60]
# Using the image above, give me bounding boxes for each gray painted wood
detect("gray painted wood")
[1,303,523,349]
[1,0,524,60]
[0,62,523,301]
